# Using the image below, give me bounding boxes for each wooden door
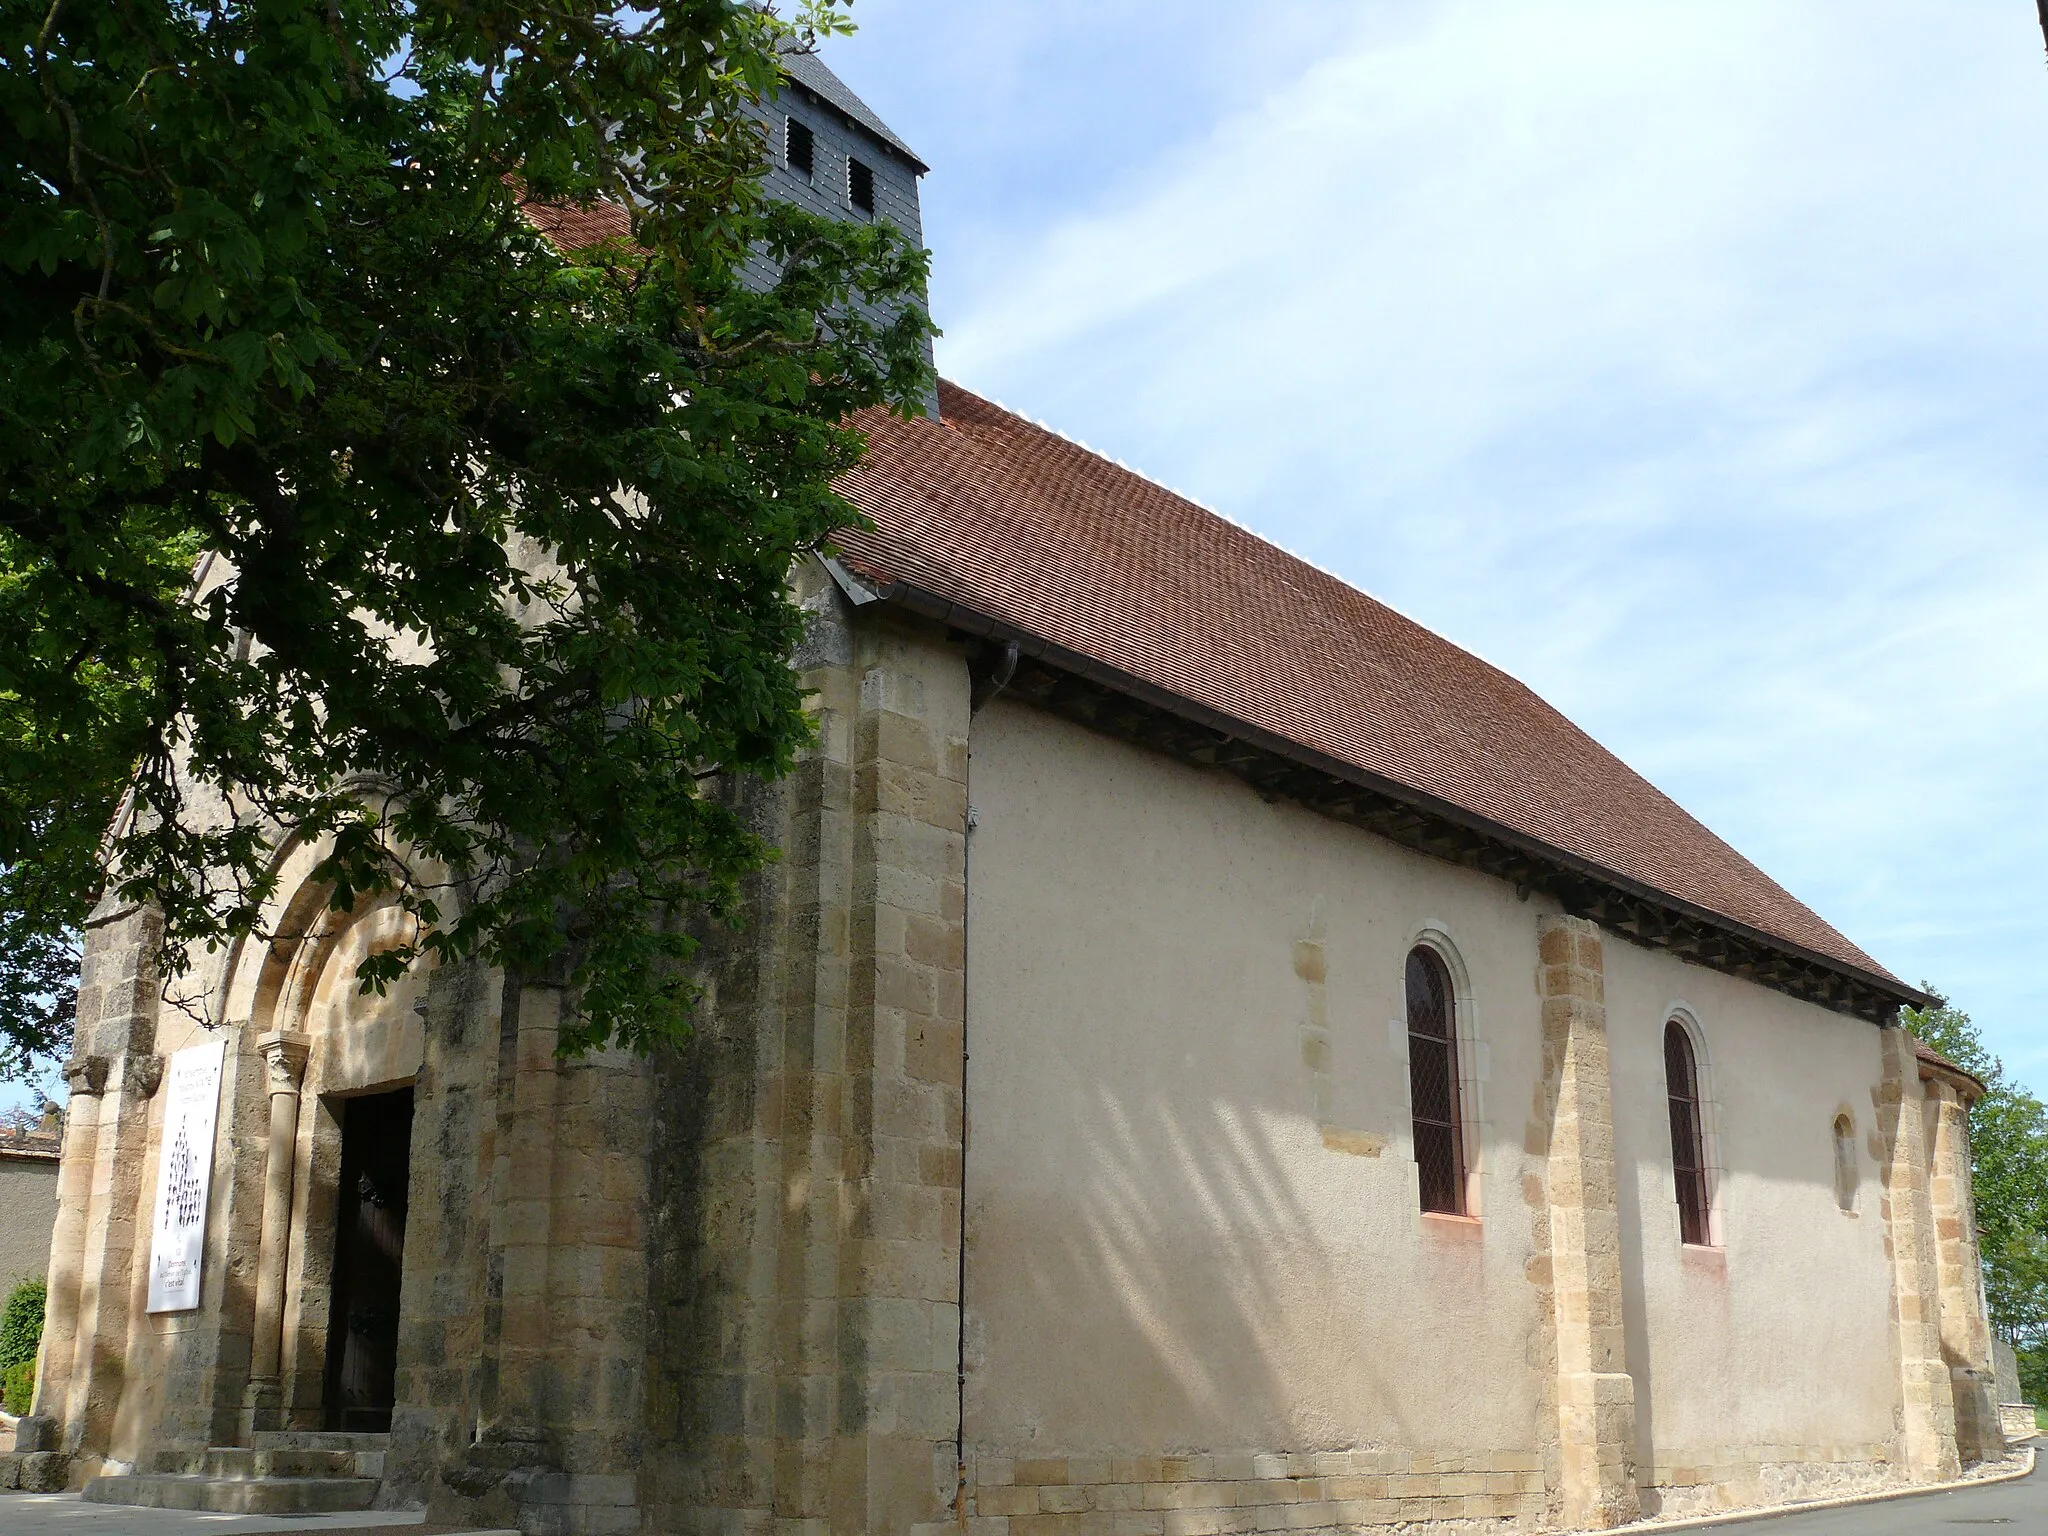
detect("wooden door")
[323,1087,413,1432]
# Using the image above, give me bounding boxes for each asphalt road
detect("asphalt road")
[0,1461,2039,1536]
[1699,1453,2047,1534]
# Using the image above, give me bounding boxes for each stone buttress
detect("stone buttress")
[640,565,971,1535]
[1874,1027,1964,1482]
[1534,916,1640,1529]
[1924,1069,2000,1463]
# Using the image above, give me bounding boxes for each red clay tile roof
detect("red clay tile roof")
[0,1126,60,1161]
[518,198,632,251]
[836,381,1896,988]
[1914,1038,1988,1098]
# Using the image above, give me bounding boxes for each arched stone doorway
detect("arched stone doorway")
[227,867,433,1436]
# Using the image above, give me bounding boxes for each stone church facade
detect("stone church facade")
[10,54,2013,1536]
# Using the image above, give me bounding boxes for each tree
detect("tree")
[1905,990,2048,1387]
[0,0,935,1072]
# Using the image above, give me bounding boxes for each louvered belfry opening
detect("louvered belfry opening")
[1406,946,1465,1214]
[786,117,815,177]
[1665,1021,1712,1245]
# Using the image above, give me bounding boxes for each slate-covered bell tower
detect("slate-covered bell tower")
[760,47,937,415]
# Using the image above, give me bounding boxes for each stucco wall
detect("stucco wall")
[0,1152,59,1292]
[962,693,1899,1491]
[963,695,1551,1463]
[1605,940,1899,1488]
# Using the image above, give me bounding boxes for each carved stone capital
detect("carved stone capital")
[255,1031,311,1096]
[121,1053,165,1100]
[62,1054,109,1098]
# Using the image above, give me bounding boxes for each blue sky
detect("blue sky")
[7,3,2041,1116]
[822,1,2048,1091]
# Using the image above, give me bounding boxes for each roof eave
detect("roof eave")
[1914,1043,1990,1102]
[851,568,1928,1024]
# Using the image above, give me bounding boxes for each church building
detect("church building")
[8,51,2011,1536]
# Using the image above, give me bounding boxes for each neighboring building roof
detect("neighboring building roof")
[0,1128,60,1164]
[779,46,926,172]
[1914,1038,1989,1100]
[835,381,1908,1003]
[518,198,632,252]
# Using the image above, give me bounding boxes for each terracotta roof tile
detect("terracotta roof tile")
[836,380,1894,986]
[0,1126,60,1161]
[1914,1037,1987,1097]
[518,198,632,251]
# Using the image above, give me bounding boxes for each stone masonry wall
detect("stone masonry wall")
[960,1449,1549,1534]
[1534,916,1638,1529]
[641,570,970,1536]
[1925,1078,2000,1463]
[1875,1027,1961,1481]
[381,959,506,1511]
[32,897,167,1479]
[1640,1444,1899,1520]
[399,973,657,1536]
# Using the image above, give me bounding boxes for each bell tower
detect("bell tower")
[762,47,938,415]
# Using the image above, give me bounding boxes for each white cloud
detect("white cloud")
[839,1,2048,1082]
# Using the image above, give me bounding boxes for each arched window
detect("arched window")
[1664,1020,1711,1245]
[1833,1114,1858,1213]
[1406,946,1464,1214]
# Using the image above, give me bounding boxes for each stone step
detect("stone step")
[142,1445,384,1480]
[250,1429,390,1454]
[82,1471,380,1515]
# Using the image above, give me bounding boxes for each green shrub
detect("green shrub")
[0,1278,45,1417]
[0,1276,45,1374]
[1,1359,30,1416]
[2019,1343,2048,1409]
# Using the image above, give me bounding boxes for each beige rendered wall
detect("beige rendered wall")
[1603,919,1900,1510]
[962,695,1903,1520]
[0,1154,59,1291]
[963,698,1552,1470]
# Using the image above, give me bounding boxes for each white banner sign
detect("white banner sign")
[146,1039,227,1314]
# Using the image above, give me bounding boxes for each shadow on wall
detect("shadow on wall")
[964,1066,1532,1461]
[966,917,1904,1481]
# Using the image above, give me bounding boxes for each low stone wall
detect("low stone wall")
[2000,1404,2037,1444]
[960,1449,1550,1534]
[949,1442,1957,1535]
[1640,1445,1898,1520]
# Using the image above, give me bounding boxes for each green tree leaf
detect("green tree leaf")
[0,0,933,1071]
[1905,989,2048,1349]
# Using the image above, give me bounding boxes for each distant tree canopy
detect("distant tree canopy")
[1906,990,2048,1397]
[0,0,935,1075]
